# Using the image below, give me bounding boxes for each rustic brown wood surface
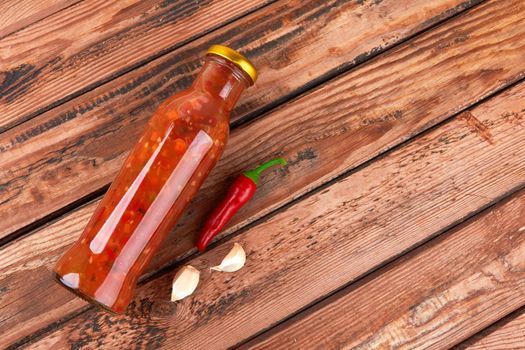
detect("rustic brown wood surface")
[1,0,524,348]
[21,58,525,349]
[3,0,524,345]
[243,188,525,349]
[457,307,525,350]
[0,0,79,38]
[0,0,484,242]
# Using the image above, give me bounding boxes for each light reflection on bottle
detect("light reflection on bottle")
[94,130,213,306]
[89,124,175,255]
[60,273,80,289]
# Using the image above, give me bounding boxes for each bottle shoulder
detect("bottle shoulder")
[158,90,229,117]
[150,90,229,141]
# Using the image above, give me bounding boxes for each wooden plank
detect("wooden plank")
[0,0,508,243]
[21,66,525,349]
[2,0,525,344]
[0,0,79,38]
[457,307,525,350]
[0,0,273,131]
[242,190,525,350]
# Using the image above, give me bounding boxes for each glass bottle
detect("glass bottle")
[54,45,257,313]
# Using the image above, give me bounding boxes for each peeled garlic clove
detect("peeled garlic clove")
[171,265,200,302]
[211,243,246,272]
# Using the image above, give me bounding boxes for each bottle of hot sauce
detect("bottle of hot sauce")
[54,45,257,313]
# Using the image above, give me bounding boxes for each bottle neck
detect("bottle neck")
[192,55,250,112]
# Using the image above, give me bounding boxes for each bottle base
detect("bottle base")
[53,272,121,315]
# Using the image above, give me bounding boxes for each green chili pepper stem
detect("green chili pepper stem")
[243,157,287,185]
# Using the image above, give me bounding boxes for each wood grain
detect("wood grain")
[243,189,525,350]
[0,0,512,244]
[0,0,79,38]
[457,307,525,350]
[23,71,525,349]
[2,0,525,345]
[0,0,272,131]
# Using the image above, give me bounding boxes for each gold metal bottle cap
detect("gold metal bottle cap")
[206,45,258,85]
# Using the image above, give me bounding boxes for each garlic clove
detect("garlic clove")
[171,265,200,302]
[211,243,246,272]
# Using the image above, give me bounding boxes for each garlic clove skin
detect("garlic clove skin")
[211,243,246,272]
[171,265,200,302]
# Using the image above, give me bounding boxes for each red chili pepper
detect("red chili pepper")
[196,157,287,252]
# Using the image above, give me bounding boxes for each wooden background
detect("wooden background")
[1,0,524,348]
